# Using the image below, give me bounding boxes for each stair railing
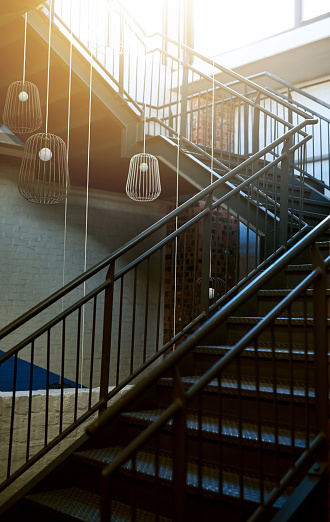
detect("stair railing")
[225,71,330,193]
[0,121,315,493]
[85,216,330,522]
[47,2,316,170]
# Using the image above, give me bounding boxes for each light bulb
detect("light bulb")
[18,91,29,102]
[39,147,52,162]
[209,287,214,299]
[140,162,148,172]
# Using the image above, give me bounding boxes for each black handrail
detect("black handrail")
[0,119,315,343]
[87,215,330,437]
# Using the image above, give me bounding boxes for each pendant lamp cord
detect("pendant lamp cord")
[62,0,73,298]
[81,13,93,387]
[23,13,27,84]
[173,2,182,343]
[45,0,52,135]
[209,60,215,282]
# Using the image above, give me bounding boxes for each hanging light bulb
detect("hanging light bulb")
[18,133,69,204]
[3,14,42,133]
[18,0,70,204]
[126,152,161,201]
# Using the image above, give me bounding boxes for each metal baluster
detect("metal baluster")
[88,295,97,409]
[100,262,115,411]
[26,340,35,461]
[130,266,137,375]
[155,248,163,352]
[45,329,51,445]
[59,318,66,433]
[74,306,82,422]
[116,277,124,385]
[7,353,18,478]
[143,257,150,363]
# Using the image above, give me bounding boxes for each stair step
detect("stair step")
[194,344,316,361]
[120,410,311,450]
[73,446,290,508]
[25,487,171,521]
[158,375,314,402]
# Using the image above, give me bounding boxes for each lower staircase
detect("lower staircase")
[2,228,329,522]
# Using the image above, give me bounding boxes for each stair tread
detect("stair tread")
[120,410,311,449]
[194,344,316,361]
[257,289,330,296]
[25,487,171,521]
[73,447,289,507]
[226,316,330,325]
[158,375,315,401]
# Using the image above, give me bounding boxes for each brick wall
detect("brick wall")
[0,155,167,389]
[0,386,132,504]
[163,201,238,343]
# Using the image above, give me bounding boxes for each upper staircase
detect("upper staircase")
[0,1,329,520]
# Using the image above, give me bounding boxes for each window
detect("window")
[302,0,330,21]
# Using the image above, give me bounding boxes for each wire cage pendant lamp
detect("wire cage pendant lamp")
[126,105,161,201]
[3,14,42,134]
[18,0,69,204]
[18,133,69,204]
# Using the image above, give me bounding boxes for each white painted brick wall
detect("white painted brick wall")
[0,386,133,505]
[0,156,167,388]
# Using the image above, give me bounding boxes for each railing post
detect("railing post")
[312,245,329,438]
[252,92,260,155]
[200,194,213,315]
[99,262,115,413]
[180,54,189,140]
[279,138,290,247]
[119,7,124,96]
[243,85,249,158]
[172,366,187,522]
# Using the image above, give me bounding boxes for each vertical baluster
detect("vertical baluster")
[45,329,51,445]
[26,341,35,461]
[130,266,137,374]
[74,307,82,422]
[217,372,223,511]
[100,262,114,411]
[116,277,124,385]
[255,337,264,505]
[143,257,150,363]
[88,295,97,409]
[237,356,244,511]
[7,353,18,478]
[271,323,280,484]
[181,231,187,327]
[59,317,66,434]
[155,248,163,352]
[288,303,295,467]
[303,288,310,450]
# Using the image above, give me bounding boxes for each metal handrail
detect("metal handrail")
[87,215,330,437]
[146,46,310,136]
[249,71,330,111]
[147,33,312,121]
[0,119,315,343]
[92,220,329,520]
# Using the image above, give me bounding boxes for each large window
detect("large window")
[194,0,295,56]
[302,0,330,21]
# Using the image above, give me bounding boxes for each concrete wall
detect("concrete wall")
[0,155,168,389]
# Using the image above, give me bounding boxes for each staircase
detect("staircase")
[2,219,329,522]
[0,2,329,521]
